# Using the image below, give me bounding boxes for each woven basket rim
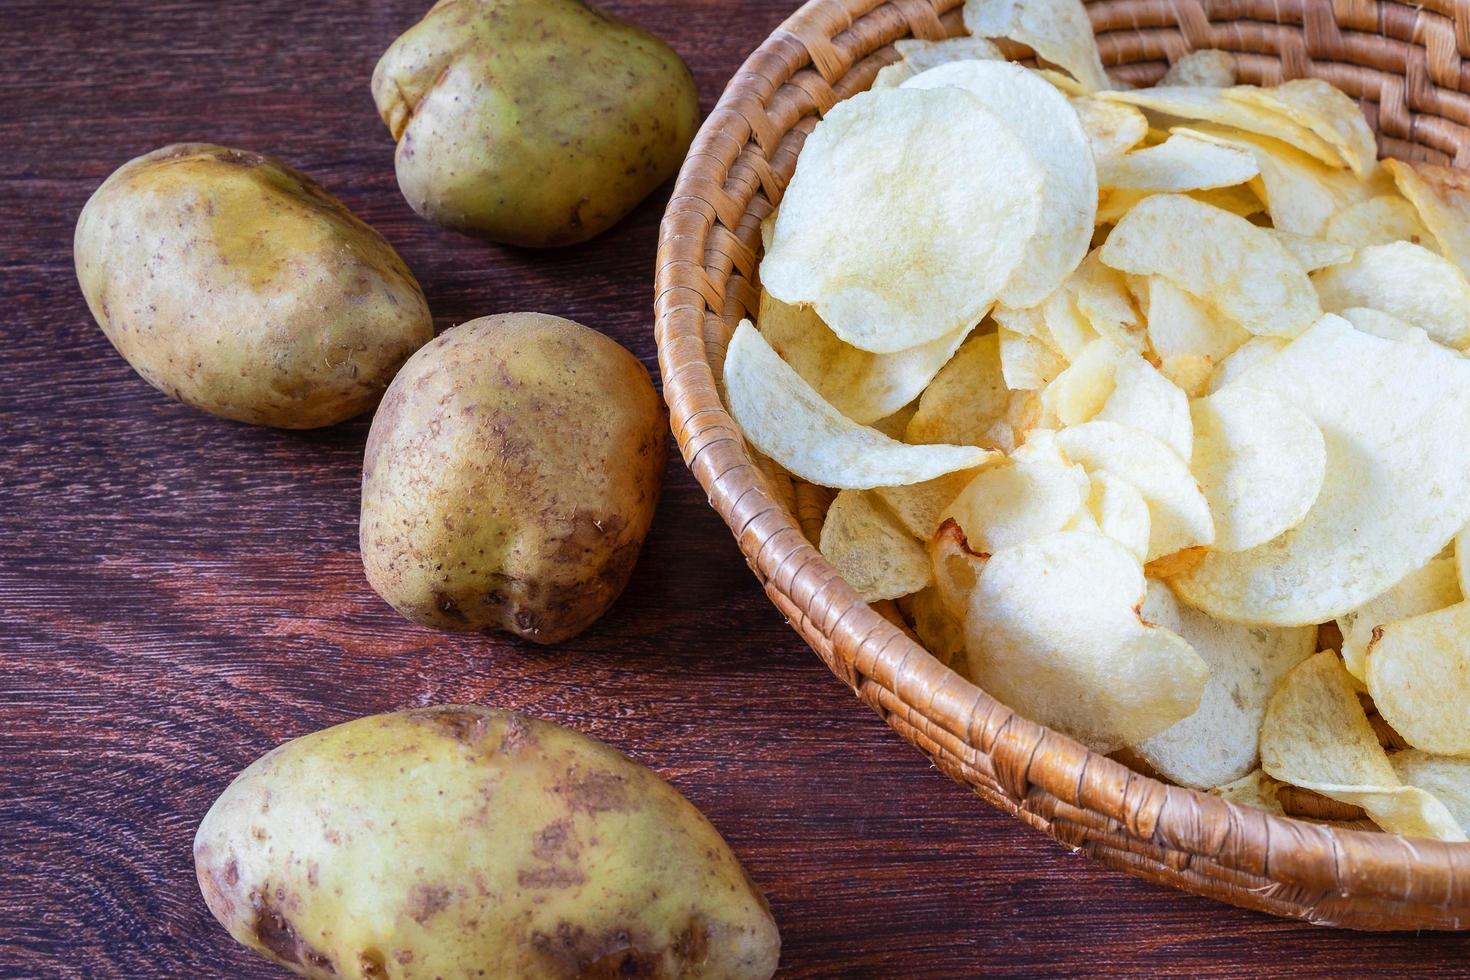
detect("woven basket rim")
[655,0,1470,930]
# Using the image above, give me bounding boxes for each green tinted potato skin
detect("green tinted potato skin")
[74,144,432,428]
[360,313,666,642]
[194,706,780,979]
[372,0,699,247]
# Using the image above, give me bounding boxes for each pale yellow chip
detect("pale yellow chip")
[1160,50,1236,88]
[929,519,986,621]
[1097,87,1343,167]
[874,467,987,540]
[1100,194,1322,338]
[1223,79,1378,177]
[1323,195,1434,250]
[1365,601,1470,756]
[1458,523,1470,598]
[1337,556,1459,685]
[1096,350,1194,461]
[999,327,1067,390]
[1211,770,1286,814]
[1206,335,1286,394]
[905,61,1097,307]
[1265,229,1353,272]
[1097,132,1258,193]
[1260,652,1466,841]
[1190,386,1325,553]
[756,290,970,425]
[1337,306,1427,344]
[1312,241,1470,349]
[1384,158,1470,278]
[905,332,1012,449]
[945,432,1090,554]
[1055,419,1214,561]
[1134,580,1316,788]
[1174,315,1470,625]
[1070,249,1147,352]
[1191,182,1266,217]
[1040,286,1099,358]
[724,320,994,489]
[965,530,1208,752]
[1142,277,1250,379]
[871,36,1005,89]
[963,0,1110,93]
[870,401,919,440]
[819,491,932,601]
[1072,97,1148,159]
[762,87,1042,353]
[899,585,968,668]
[1087,470,1151,563]
[1391,751,1470,834]
[1039,338,1116,427]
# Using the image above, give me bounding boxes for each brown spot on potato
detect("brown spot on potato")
[251,895,334,973]
[517,865,587,888]
[410,705,490,745]
[358,948,387,978]
[531,922,662,979]
[532,819,575,862]
[556,768,629,815]
[406,882,453,924]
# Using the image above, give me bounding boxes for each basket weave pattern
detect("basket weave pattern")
[654,0,1470,929]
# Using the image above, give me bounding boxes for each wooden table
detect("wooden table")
[3,1,1468,975]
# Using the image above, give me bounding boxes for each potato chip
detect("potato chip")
[1260,652,1466,841]
[1191,182,1266,218]
[962,0,1110,93]
[1098,87,1343,167]
[945,431,1090,553]
[1458,524,1470,597]
[905,62,1096,307]
[1338,306,1426,343]
[1212,770,1286,814]
[761,87,1043,353]
[723,320,994,489]
[1036,68,1087,97]
[1055,420,1214,561]
[904,332,1011,449]
[1337,557,1459,685]
[1224,79,1378,178]
[999,327,1066,390]
[1097,132,1258,193]
[871,36,1004,89]
[1142,277,1250,372]
[756,290,970,424]
[965,530,1209,752]
[1040,286,1099,358]
[819,491,932,601]
[1087,470,1151,562]
[1039,338,1116,426]
[1190,386,1325,552]
[1072,97,1148,159]
[1096,350,1193,460]
[899,585,967,668]
[1161,50,1236,88]
[991,303,1053,344]
[1312,241,1470,349]
[1134,580,1316,788]
[1070,250,1146,352]
[1100,194,1322,338]
[1265,230,1352,272]
[1391,751,1470,834]
[1323,195,1434,250]
[1365,601,1470,756]
[1173,315,1470,625]
[1384,158,1470,278]
[875,467,987,539]
[1206,336,1285,394]
[870,401,919,439]
[930,518,986,620]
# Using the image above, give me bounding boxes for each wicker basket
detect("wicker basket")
[654,0,1470,930]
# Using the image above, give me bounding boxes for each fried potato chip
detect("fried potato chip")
[1055,420,1214,561]
[1174,315,1470,625]
[1391,751,1470,834]
[1087,470,1151,562]
[965,530,1209,752]
[1100,194,1322,338]
[875,467,987,539]
[1070,250,1146,352]
[1338,557,1459,685]
[930,518,986,620]
[999,327,1067,390]
[1312,241,1470,349]
[870,401,919,440]
[1098,87,1343,167]
[1097,132,1258,193]
[1458,524,1470,597]
[963,0,1110,93]
[1133,580,1316,788]
[1040,338,1116,426]
[1338,306,1426,343]
[1097,350,1194,460]
[1384,158,1470,278]
[1365,601,1470,756]
[905,61,1097,307]
[899,585,968,668]
[1323,195,1434,250]
[1224,79,1378,178]
[1190,386,1325,552]
[1191,182,1266,218]
[1072,97,1148,159]
[871,36,1004,89]
[762,87,1043,353]
[945,432,1090,553]
[1212,770,1287,814]
[905,332,1012,449]
[756,290,970,425]
[1206,336,1286,394]
[1265,229,1353,272]
[724,320,994,489]
[819,491,932,601]
[1040,286,1099,358]
[1142,277,1250,375]
[1260,652,1467,841]
[1161,50,1236,88]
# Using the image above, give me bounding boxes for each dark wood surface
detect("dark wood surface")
[3,1,1469,976]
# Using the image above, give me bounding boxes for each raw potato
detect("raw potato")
[195,706,780,979]
[372,0,698,246]
[360,314,665,642]
[74,144,432,428]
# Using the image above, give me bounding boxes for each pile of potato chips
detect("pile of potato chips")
[723,0,1470,841]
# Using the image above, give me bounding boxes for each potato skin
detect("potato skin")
[194,706,780,979]
[360,313,665,642]
[74,143,432,428]
[371,0,699,247]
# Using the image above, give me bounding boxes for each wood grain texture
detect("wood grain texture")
[1,1,1467,976]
